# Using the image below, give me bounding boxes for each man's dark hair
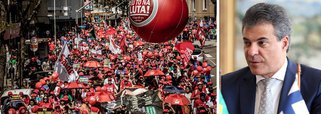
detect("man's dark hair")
[242,3,291,51]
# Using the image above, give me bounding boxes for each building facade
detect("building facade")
[186,0,215,19]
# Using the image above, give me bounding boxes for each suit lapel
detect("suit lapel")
[240,71,256,114]
[277,60,297,113]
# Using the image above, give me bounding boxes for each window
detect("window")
[192,0,196,11]
[203,0,208,10]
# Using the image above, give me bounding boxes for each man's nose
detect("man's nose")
[247,44,259,56]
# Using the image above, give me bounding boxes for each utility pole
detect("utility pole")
[19,34,24,88]
[17,0,24,88]
[54,0,57,48]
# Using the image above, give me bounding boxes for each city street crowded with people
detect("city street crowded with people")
[1,17,216,114]
[0,0,216,113]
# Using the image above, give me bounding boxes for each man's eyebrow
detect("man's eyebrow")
[243,37,249,41]
[257,37,269,41]
[242,37,269,41]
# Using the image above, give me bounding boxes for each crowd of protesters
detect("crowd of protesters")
[2,17,216,114]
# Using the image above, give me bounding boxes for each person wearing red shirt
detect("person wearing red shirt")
[19,92,30,105]
[191,82,207,100]
[48,94,56,104]
[194,93,209,114]
[38,97,53,110]
[104,78,117,94]
[49,41,56,52]
[120,79,133,90]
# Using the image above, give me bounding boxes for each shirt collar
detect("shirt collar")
[256,58,288,84]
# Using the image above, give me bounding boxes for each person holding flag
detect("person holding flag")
[221,3,321,114]
[54,43,79,82]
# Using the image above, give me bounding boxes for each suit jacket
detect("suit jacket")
[221,59,321,114]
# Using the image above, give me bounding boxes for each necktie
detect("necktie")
[258,78,276,114]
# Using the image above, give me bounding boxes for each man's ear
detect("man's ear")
[282,36,289,51]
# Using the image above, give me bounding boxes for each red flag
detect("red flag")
[175,42,195,67]
[119,36,128,53]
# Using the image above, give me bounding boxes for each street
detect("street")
[193,39,217,85]
[0,0,216,114]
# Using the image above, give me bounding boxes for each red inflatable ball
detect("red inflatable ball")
[40,79,46,85]
[207,66,212,71]
[143,50,148,55]
[31,106,38,113]
[129,0,189,43]
[19,107,27,114]
[154,52,159,57]
[43,77,50,81]
[35,82,43,89]
[125,56,131,61]
[147,52,153,57]
[193,70,199,75]
[197,66,203,72]
[202,62,208,68]
[166,75,172,81]
[203,67,209,72]
[8,108,16,114]
[52,71,59,80]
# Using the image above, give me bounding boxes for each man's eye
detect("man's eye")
[243,41,251,46]
[258,40,268,47]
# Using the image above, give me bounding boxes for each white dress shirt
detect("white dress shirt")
[254,58,288,114]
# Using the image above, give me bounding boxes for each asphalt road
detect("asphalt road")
[193,39,217,85]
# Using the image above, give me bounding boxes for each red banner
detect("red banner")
[175,42,194,67]
[181,48,193,67]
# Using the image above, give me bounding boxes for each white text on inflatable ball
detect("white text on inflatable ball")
[130,0,151,16]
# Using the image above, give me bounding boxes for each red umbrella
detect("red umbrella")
[84,61,102,68]
[66,82,87,89]
[175,41,195,51]
[144,70,165,77]
[164,94,190,106]
[97,92,114,103]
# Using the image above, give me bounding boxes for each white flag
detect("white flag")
[109,36,121,54]
[54,62,69,82]
[62,44,70,57]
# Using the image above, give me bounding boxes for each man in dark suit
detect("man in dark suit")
[221,3,321,114]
